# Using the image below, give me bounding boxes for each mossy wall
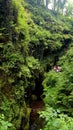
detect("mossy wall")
[0,0,73,130]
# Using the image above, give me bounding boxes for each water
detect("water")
[29,100,44,130]
[29,123,37,130]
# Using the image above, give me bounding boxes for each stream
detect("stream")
[29,100,44,130]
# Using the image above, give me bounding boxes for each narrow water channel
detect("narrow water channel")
[25,74,44,130]
[29,100,44,130]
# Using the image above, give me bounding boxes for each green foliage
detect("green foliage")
[0,0,73,130]
[0,114,14,130]
[0,95,27,130]
[26,56,40,69]
[25,56,42,90]
[43,46,73,115]
[12,0,29,37]
[2,42,24,72]
[42,71,59,106]
[39,106,73,130]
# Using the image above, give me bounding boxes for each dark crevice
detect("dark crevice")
[33,75,43,100]
[25,74,44,130]
[29,99,44,130]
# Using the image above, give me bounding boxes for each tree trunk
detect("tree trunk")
[6,0,13,41]
[53,0,56,11]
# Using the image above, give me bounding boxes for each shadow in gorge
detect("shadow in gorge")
[25,73,44,104]
[29,100,44,130]
[33,74,43,100]
[29,74,44,130]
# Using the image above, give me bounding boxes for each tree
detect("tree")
[60,0,67,14]
[46,0,50,8]
[65,2,73,17]
[56,0,67,14]
[53,0,57,11]
[6,0,13,41]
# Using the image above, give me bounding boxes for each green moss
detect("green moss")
[0,0,73,130]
